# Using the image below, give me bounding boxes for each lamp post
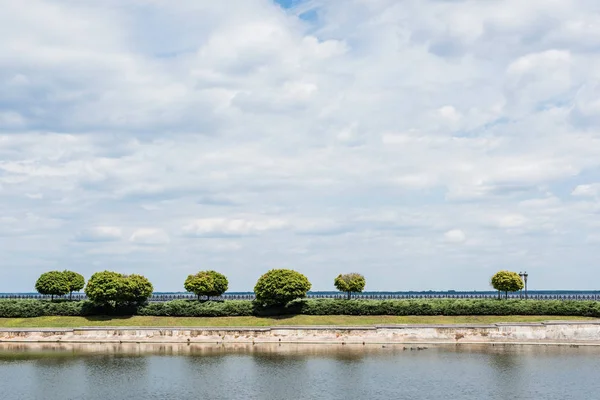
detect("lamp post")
[519,271,529,299]
[519,272,523,299]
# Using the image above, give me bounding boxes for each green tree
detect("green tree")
[120,274,154,305]
[254,269,311,306]
[62,270,85,300]
[490,270,524,299]
[35,271,70,300]
[184,270,229,300]
[334,273,366,300]
[85,271,123,306]
[85,271,154,306]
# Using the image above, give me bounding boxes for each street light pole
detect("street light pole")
[519,272,523,299]
[519,271,529,299]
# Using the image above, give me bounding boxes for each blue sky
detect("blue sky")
[1,0,600,292]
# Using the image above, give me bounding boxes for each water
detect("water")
[0,343,598,400]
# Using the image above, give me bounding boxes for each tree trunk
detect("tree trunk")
[51,294,54,301]
[69,291,73,301]
[347,291,351,300]
[505,291,508,299]
[197,294,200,301]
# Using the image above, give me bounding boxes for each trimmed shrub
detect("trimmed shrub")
[334,273,366,299]
[184,271,229,300]
[491,270,524,299]
[35,271,70,300]
[85,271,123,306]
[35,270,86,300]
[85,271,153,307]
[0,300,96,318]
[288,299,600,317]
[2,298,600,318]
[121,274,154,305]
[138,300,253,317]
[63,270,85,300]
[254,269,312,306]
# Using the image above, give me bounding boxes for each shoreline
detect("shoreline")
[2,320,600,345]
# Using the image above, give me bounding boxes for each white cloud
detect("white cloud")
[292,219,351,236]
[130,228,170,245]
[444,229,467,244]
[494,214,528,229]
[182,217,288,237]
[0,111,25,127]
[1,0,600,291]
[572,184,600,197]
[438,106,462,123]
[505,50,572,113]
[586,234,600,244]
[75,226,122,242]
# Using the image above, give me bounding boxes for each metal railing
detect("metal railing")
[1,293,599,301]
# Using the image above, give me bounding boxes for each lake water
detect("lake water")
[0,343,598,399]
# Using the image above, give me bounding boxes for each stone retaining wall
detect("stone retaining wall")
[2,321,600,344]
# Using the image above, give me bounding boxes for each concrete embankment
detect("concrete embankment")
[2,321,600,345]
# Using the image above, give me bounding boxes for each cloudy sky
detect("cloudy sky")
[1,0,600,292]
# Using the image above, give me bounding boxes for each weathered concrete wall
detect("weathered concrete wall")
[2,321,600,344]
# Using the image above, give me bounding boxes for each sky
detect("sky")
[1,0,600,292]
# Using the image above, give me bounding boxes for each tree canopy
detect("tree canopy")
[85,271,153,306]
[334,273,366,299]
[490,270,524,298]
[121,274,154,304]
[254,269,311,306]
[184,270,229,300]
[35,271,70,300]
[84,271,122,305]
[62,270,85,300]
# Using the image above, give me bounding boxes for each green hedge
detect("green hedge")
[138,300,254,317]
[0,300,94,318]
[288,299,600,317]
[0,300,141,318]
[1,298,600,318]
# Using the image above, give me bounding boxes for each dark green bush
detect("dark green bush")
[2,298,600,318]
[0,300,93,318]
[0,300,142,317]
[137,299,600,318]
[138,300,254,317]
[289,299,600,317]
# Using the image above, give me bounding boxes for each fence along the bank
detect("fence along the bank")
[1,293,600,301]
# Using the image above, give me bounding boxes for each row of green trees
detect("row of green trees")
[35,269,368,307]
[35,268,525,306]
